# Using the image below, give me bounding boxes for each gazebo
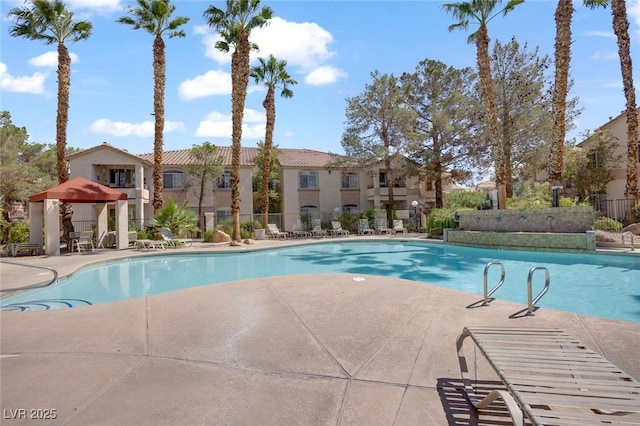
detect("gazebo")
[28,177,129,256]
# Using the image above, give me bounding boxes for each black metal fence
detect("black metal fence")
[591,197,639,225]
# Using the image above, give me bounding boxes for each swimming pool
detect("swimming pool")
[2,241,639,321]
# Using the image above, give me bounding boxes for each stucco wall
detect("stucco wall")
[457,207,593,233]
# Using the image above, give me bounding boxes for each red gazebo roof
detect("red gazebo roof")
[29,176,128,203]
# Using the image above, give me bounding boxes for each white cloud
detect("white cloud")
[305,66,348,86]
[66,0,121,13]
[0,62,48,94]
[178,69,230,101]
[629,0,640,33]
[584,30,615,39]
[196,109,265,139]
[28,51,79,68]
[591,50,620,61]
[88,118,185,137]
[195,16,344,86]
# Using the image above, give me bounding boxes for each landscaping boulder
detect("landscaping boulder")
[212,229,231,243]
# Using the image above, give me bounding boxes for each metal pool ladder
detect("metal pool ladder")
[482,262,550,314]
[0,259,58,293]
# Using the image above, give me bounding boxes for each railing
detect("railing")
[482,261,505,305]
[622,231,636,250]
[0,260,58,293]
[526,266,550,315]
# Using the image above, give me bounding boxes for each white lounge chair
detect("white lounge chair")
[267,223,289,239]
[310,219,328,237]
[158,227,193,247]
[375,219,392,235]
[291,220,310,238]
[393,219,407,234]
[357,219,375,235]
[457,326,640,426]
[330,221,349,237]
[75,231,95,252]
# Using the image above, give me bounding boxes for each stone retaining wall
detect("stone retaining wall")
[456,206,593,233]
[444,229,596,251]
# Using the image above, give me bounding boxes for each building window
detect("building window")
[163,170,183,189]
[379,172,387,188]
[217,170,232,189]
[299,171,317,189]
[109,168,135,188]
[342,172,358,189]
[342,204,358,213]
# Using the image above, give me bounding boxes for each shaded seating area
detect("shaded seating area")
[330,221,349,237]
[158,227,193,247]
[74,231,95,252]
[357,219,375,235]
[457,326,640,426]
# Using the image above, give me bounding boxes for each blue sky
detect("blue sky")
[1,0,639,166]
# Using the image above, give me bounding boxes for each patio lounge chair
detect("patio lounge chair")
[330,221,349,237]
[158,227,193,247]
[357,219,375,235]
[267,223,289,239]
[457,326,640,426]
[310,219,328,237]
[393,219,407,234]
[375,219,392,235]
[291,220,310,238]
[75,231,95,252]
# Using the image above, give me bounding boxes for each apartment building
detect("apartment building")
[67,142,448,232]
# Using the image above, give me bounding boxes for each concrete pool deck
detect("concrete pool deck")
[1,236,639,425]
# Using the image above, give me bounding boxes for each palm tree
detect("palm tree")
[8,0,92,236]
[549,0,608,206]
[118,0,189,214]
[204,0,273,243]
[610,0,638,203]
[443,0,523,210]
[250,55,297,229]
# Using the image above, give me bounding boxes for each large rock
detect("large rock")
[212,230,232,243]
[622,223,640,236]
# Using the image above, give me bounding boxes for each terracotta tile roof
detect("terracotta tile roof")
[137,146,342,169]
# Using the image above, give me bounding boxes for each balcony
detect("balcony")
[366,186,408,199]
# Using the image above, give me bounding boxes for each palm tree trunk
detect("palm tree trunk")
[152,34,166,214]
[261,86,275,229]
[549,0,574,203]
[611,0,638,207]
[230,33,251,242]
[57,42,74,237]
[476,24,506,209]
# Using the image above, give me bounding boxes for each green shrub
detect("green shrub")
[203,229,215,243]
[594,216,623,231]
[446,190,491,210]
[152,199,199,237]
[241,220,262,239]
[7,220,30,243]
[427,208,456,231]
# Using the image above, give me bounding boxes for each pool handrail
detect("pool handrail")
[482,261,505,305]
[0,260,58,293]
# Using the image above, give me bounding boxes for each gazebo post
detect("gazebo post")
[96,202,108,248]
[115,199,128,249]
[29,201,44,248]
[44,199,60,256]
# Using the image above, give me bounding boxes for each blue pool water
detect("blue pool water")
[2,241,639,321]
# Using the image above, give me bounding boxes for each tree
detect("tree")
[184,141,224,235]
[401,59,479,208]
[204,0,273,243]
[548,0,608,205]
[342,71,417,223]
[610,0,638,201]
[250,54,297,228]
[8,0,92,236]
[0,111,57,241]
[563,129,622,201]
[118,0,189,214]
[253,141,281,215]
[443,0,523,209]
[152,198,198,238]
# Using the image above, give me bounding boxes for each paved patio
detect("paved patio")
[1,238,639,425]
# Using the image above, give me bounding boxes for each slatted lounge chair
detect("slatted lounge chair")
[291,220,310,238]
[158,227,193,247]
[310,219,328,237]
[75,231,95,252]
[330,221,349,237]
[134,239,169,251]
[456,326,640,426]
[357,219,375,235]
[375,219,393,235]
[267,223,289,239]
[393,219,407,234]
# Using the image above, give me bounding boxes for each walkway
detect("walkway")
[1,238,639,425]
